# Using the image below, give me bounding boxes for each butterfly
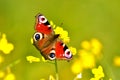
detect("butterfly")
[33,13,72,60]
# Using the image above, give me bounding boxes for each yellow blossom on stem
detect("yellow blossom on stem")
[54,26,70,43]
[50,21,70,43]
[69,46,77,55]
[0,33,14,54]
[26,56,40,63]
[113,56,120,67]
[90,65,104,80]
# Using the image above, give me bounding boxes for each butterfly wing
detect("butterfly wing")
[33,32,59,60]
[35,14,54,35]
[55,40,72,60]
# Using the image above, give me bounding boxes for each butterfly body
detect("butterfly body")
[33,14,72,60]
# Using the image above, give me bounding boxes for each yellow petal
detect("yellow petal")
[26,56,40,63]
[41,56,48,62]
[54,26,70,43]
[92,66,104,79]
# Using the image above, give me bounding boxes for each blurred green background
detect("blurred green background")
[0,0,120,80]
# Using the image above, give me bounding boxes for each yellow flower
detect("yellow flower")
[81,40,91,50]
[54,26,70,43]
[0,71,5,78]
[71,38,102,74]
[26,56,40,63]
[4,73,15,80]
[80,38,102,56]
[79,50,95,69]
[91,66,104,80]
[91,38,102,56]
[0,55,4,64]
[0,33,14,54]
[71,60,83,74]
[50,21,70,43]
[113,56,120,67]
[69,46,77,55]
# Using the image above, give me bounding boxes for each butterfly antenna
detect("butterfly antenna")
[60,22,63,27]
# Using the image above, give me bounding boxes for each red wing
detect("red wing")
[37,40,72,60]
[35,14,54,35]
[55,41,72,60]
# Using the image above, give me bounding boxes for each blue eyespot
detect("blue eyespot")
[49,53,55,58]
[33,32,43,41]
[49,50,56,60]
[35,34,40,40]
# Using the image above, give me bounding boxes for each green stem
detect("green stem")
[2,59,21,71]
[55,59,59,80]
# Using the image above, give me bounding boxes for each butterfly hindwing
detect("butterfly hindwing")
[55,41,72,60]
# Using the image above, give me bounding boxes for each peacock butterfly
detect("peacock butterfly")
[33,13,72,60]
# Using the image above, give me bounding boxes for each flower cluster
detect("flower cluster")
[71,38,103,74]
[0,33,14,54]
[0,68,16,80]
[90,66,104,80]
[50,21,70,43]
[0,33,15,80]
